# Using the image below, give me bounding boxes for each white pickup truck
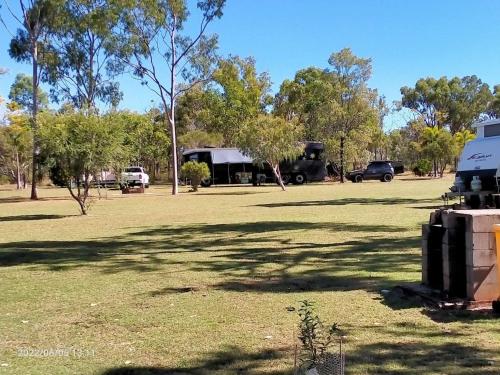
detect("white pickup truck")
[120,166,150,188]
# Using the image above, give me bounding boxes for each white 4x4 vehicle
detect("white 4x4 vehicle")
[120,166,149,188]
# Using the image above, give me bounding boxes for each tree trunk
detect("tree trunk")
[169,18,179,196]
[30,41,39,200]
[340,136,345,183]
[15,150,22,190]
[271,164,286,191]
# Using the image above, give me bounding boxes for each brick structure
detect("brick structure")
[422,209,500,302]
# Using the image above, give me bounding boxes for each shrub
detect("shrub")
[413,159,432,177]
[180,161,210,192]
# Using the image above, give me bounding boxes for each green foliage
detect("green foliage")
[45,0,123,109]
[454,129,475,154]
[298,300,340,370]
[178,130,223,149]
[8,73,48,112]
[274,49,380,177]
[413,159,432,177]
[421,126,456,177]
[175,56,272,146]
[39,112,130,214]
[0,113,32,188]
[400,76,492,132]
[112,110,170,180]
[180,161,210,192]
[114,0,226,194]
[238,114,303,190]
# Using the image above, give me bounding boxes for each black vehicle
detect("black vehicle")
[277,142,327,185]
[182,142,327,187]
[347,161,403,183]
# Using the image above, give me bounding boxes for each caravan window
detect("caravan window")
[484,124,500,138]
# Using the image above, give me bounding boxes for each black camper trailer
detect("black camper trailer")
[182,142,327,186]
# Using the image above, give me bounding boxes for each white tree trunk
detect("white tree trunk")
[272,164,286,191]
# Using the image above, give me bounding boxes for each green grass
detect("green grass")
[0,178,499,375]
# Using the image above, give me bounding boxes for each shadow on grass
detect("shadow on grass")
[194,192,269,196]
[0,220,420,293]
[348,340,498,374]
[0,214,71,222]
[0,196,72,204]
[253,197,440,209]
[100,345,289,375]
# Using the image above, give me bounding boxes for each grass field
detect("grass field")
[0,177,499,375]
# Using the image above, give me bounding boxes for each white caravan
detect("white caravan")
[455,119,500,192]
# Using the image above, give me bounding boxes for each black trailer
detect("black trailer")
[182,142,327,186]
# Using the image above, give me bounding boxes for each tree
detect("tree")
[117,110,171,181]
[0,112,32,189]
[421,126,455,177]
[490,85,500,118]
[8,73,48,112]
[400,76,492,132]
[238,114,303,191]
[274,67,336,141]
[116,0,225,195]
[175,56,272,146]
[274,53,381,178]
[446,76,492,133]
[178,129,223,149]
[400,77,451,128]
[39,112,129,214]
[326,48,379,182]
[6,0,61,200]
[180,161,210,192]
[454,129,475,157]
[210,56,272,145]
[46,0,122,111]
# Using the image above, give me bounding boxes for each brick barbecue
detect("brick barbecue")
[422,209,500,303]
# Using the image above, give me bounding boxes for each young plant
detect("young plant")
[298,300,340,370]
[180,161,210,192]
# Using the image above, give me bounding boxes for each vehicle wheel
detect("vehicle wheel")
[145,184,150,188]
[354,175,363,183]
[200,178,212,187]
[382,174,393,182]
[293,173,305,185]
[282,174,291,185]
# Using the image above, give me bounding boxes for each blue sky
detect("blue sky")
[1,0,500,129]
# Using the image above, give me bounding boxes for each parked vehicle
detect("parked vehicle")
[347,161,397,183]
[120,166,150,188]
[453,119,500,193]
[182,142,327,187]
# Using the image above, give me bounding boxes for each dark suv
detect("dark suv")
[347,161,395,183]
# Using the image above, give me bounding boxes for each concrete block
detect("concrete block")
[469,283,500,301]
[422,263,429,284]
[422,224,430,240]
[466,249,497,267]
[465,231,496,251]
[465,213,500,233]
[441,211,454,228]
[422,240,428,257]
[466,265,500,301]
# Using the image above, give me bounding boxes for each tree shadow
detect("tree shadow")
[0,196,72,204]
[253,197,440,208]
[99,345,289,375]
[0,214,72,222]
[0,220,419,294]
[348,340,498,374]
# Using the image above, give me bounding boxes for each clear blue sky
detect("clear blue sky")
[1,0,500,129]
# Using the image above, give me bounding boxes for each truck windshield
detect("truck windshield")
[125,167,142,173]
